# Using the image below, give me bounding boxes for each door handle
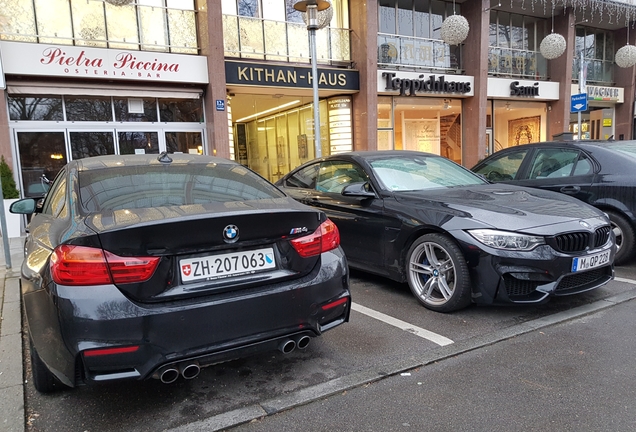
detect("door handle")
[560,186,580,194]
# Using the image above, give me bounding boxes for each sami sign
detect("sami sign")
[0,41,209,84]
[487,77,559,100]
[225,61,359,92]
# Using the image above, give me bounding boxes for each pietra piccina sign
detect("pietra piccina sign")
[0,41,209,84]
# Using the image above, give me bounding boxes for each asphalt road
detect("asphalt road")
[23,266,636,432]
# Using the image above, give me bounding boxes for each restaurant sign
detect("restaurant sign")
[0,41,209,84]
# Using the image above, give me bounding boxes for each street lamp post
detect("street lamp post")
[293,0,331,159]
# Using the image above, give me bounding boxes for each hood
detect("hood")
[393,184,604,231]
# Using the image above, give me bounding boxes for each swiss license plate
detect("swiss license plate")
[571,249,611,272]
[180,248,276,282]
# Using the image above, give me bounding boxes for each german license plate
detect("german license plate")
[180,248,275,282]
[571,249,611,272]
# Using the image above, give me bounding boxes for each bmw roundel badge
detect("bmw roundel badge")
[223,225,239,243]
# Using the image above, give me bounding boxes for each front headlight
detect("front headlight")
[468,229,545,251]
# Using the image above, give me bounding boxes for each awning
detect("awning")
[6,81,203,99]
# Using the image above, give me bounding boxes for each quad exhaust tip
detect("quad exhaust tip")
[159,337,312,383]
[159,367,179,384]
[278,339,296,354]
[294,335,311,350]
[180,362,201,380]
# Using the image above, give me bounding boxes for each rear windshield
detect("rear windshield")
[79,163,284,212]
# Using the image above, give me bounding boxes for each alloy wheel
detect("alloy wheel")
[409,241,457,307]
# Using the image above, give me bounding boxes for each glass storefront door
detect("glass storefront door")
[69,131,116,159]
[13,127,205,199]
[165,131,203,154]
[118,131,160,154]
[16,131,67,197]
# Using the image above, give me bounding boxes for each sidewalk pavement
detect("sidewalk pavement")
[0,236,26,432]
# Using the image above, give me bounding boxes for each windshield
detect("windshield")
[370,156,487,191]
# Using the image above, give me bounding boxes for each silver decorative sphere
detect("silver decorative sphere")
[440,15,469,46]
[615,44,636,68]
[302,1,333,30]
[540,33,566,60]
[105,0,134,6]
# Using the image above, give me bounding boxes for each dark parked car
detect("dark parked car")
[11,153,350,393]
[276,151,615,313]
[472,140,636,265]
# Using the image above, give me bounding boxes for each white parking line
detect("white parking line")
[351,302,454,346]
[615,277,636,285]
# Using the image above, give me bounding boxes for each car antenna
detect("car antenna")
[157,151,173,164]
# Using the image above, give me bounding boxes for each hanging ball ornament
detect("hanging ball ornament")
[440,14,469,46]
[615,44,636,68]
[539,33,566,60]
[104,0,134,6]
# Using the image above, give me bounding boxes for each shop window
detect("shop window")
[7,96,63,121]
[573,27,614,84]
[70,132,115,159]
[114,98,159,122]
[0,0,37,43]
[159,99,203,122]
[165,131,202,154]
[237,0,259,16]
[34,0,73,44]
[65,96,113,122]
[72,0,108,48]
[390,97,462,164]
[118,132,160,155]
[17,131,67,198]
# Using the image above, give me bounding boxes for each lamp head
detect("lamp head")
[293,0,331,12]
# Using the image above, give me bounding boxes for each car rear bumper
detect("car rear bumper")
[26,249,350,387]
[453,232,615,305]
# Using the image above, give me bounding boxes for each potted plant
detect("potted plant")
[1,155,22,238]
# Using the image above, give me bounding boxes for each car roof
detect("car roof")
[74,153,237,172]
[324,150,438,160]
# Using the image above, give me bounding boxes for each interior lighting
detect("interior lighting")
[234,100,301,123]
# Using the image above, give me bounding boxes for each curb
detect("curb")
[0,237,26,432]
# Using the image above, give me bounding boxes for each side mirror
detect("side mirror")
[474,173,490,183]
[342,182,376,198]
[9,198,37,215]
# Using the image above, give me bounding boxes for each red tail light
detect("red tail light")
[290,219,340,258]
[83,345,140,357]
[51,245,160,286]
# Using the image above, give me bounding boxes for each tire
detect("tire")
[406,233,472,312]
[606,210,636,266]
[30,338,60,393]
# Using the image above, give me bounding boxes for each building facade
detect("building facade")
[0,0,635,193]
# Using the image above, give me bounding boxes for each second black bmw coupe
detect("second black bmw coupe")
[277,151,615,313]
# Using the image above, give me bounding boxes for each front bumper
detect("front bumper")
[25,248,350,387]
[452,230,615,305]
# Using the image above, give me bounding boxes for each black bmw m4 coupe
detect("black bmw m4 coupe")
[12,153,350,393]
